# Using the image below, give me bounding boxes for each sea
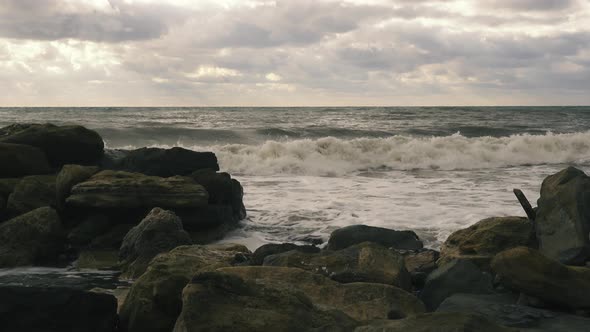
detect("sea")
[2,106,590,252]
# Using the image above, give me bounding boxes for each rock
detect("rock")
[439,216,535,268]
[109,147,219,176]
[218,266,425,321]
[119,244,250,332]
[402,249,440,289]
[76,250,119,270]
[190,169,246,221]
[327,224,423,251]
[0,177,20,197]
[535,167,590,265]
[0,142,51,178]
[0,207,63,267]
[251,243,320,265]
[119,208,192,278]
[491,246,590,309]
[0,123,104,167]
[66,170,209,209]
[0,286,117,332]
[419,259,493,311]
[438,293,590,331]
[56,164,100,210]
[67,215,112,247]
[6,175,56,215]
[264,242,412,290]
[354,312,515,332]
[173,271,357,332]
[90,223,135,249]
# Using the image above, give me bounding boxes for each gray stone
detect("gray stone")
[328,224,423,250]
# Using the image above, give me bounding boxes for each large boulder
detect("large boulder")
[119,244,250,332]
[173,271,357,332]
[535,167,590,265]
[218,266,425,321]
[439,216,535,268]
[263,242,412,290]
[6,175,56,215]
[251,243,320,265]
[0,286,117,332]
[491,246,590,309]
[67,215,112,247]
[327,224,423,250]
[56,164,100,210]
[0,142,51,178]
[419,259,493,311]
[0,123,104,167]
[119,208,192,278]
[66,170,208,209]
[0,206,64,267]
[354,312,514,332]
[108,147,219,176]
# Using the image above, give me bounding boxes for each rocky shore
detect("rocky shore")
[1,123,590,331]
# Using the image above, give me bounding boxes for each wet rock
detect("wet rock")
[0,142,51,178]
[354,312,515,332]
[173,271,357,332]
[0,207,64,267]
[6,175,56,215]
[0,123,104,167]
[535,167,590,265]
[251,243,320,265]
[491,246,590,309]
[419,259,493,311]
[119,244,250,332]
[56,164,100,210]
[119,208,192,278]
[67,215,112,247]
[0,286,117,332]
[190,169,246,221]
[264,242,412,290]
[402,249,440,289]
[218,266,425,321]
[327,224,423,251]
[109,147,219,176]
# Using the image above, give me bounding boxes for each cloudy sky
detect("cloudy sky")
[1,0,589,106]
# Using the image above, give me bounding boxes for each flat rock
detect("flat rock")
[491,246,590,309]
[251,243,320,265]
[327,224,423,250]
[355,312,515,332]
[0,142,51,178]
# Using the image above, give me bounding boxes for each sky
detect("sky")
[0,0,589,106]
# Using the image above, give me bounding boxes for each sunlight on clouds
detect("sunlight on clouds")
[186,66,242,79]
[265,72,282,81]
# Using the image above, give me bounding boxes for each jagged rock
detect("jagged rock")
[0,207,63,267]
[0,286,117,332]
[419,259,493,311]
[438,293,590,331]
[66,170,208,209]
[354,312,515,332]
[108,147,219,176]
[263,242,412,290]
[251,243,320,265]
[173,271,357,332]
[67,215,112,247]
[0,142,51,178]
[56,164,100,210]
[190,169,246,221]
[491,246,590,309]
[327,224,423,250]
[439,216,535,268]
[535,167,590,265]
[218,266,425,321]
[6,175,56,215]
[119,244,250,332]
[0,123,104,167]
[119,208,192,278]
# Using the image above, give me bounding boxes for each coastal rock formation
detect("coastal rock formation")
[190,169,246,222]
[0,142,50,178]
[6,175,56,215]
[419,259,493,311]
[402,249,440,288]
[263,242,412,290]
[56,164,100,210]
[327,224,423,250]
[217,266,426,321]
[66,170,209,209]
[354,312,515,332]
[250,243,320,265]
[439,216,535,268]
[173,271,357,332]
[119,208,192,278]
[119,244,250,332]
[0,123,104,167]
[535,166,590,265]
[491,246,590,309]
[0,286,117,332]
[0,207,63,267]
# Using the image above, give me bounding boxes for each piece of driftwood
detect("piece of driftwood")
[513,189,536,222]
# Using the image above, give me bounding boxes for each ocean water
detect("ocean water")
[2,106,590,250]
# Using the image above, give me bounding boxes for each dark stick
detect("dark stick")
[513,189,536,221]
